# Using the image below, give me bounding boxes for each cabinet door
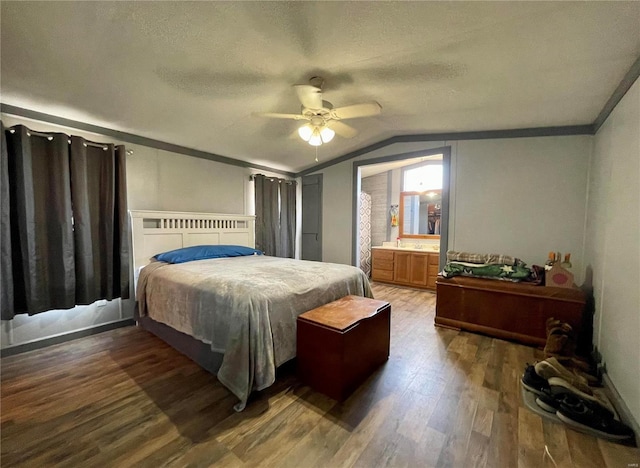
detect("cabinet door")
[371,250,395,282]
[426,253,440,289]
[410,253,428,286]
[394,252,411,284]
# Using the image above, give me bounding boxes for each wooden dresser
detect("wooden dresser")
[435,276,586,347]
[371,247,440,290]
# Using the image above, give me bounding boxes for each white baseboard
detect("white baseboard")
[602,373,640,447]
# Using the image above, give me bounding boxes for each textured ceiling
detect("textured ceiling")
[1,2,639,173]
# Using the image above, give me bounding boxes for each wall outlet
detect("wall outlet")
[96,299,108,308]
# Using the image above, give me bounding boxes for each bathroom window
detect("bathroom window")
[403,163,443,192]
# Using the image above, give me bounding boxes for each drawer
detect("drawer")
[372,250,394,261]
[428,254,440,266]
[372,269,394,282]
[428,265,440,277]
[427,276,437,289]
[374,259,394,271]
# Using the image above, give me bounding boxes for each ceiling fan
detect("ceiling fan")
[254,76,382,146]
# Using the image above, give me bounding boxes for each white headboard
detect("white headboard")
[130,210,256,272]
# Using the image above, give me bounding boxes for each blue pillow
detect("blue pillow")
[154,245,263,264]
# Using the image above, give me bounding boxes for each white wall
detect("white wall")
[584,79,640,423]
[1,113,285,350]
[314,136,592,283]
[452,137,591,281]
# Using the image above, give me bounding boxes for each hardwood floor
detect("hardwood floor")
[2,282,638,467]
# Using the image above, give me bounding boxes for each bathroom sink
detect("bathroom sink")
[377,243,439,252]
[397,246,439,252]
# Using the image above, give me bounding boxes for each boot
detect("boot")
[544,318,577,359]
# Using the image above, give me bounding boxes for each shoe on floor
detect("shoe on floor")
[535,393,562,413]
[544,317,577,358]
[544,327,569,356]
[548,377,616,416]
[537,387,614,419]
[557,397,634,441]
[535,358,592,395]
[521,364,550,396]
[554,356,601,386]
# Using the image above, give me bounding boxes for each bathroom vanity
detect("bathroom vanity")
[371,246,440,290]
[370,188,442,290]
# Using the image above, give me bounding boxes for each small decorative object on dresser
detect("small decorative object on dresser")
[545,263,575,288]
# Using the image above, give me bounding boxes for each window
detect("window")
[403,163,443,192]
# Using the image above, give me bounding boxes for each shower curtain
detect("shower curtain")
[359,192,372,277]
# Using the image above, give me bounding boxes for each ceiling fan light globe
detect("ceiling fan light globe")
[298,124,313,142]
[308,134,323,146]
[320,127,335,143]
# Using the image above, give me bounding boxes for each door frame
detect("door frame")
[352,146,451,269]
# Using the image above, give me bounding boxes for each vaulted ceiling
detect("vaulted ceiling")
[2,2,639,173]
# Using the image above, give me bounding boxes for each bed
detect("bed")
[130,210,372,411]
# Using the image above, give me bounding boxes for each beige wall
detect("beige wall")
[451,136,591,280]
[585,78,639,423]
[314,136,592,283]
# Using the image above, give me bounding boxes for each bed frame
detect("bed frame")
[130,210,255,271]
[129,210,256,374]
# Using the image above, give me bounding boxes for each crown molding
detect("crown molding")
[0,104,296,178]
[295,125,593,177]
[592,55,640,133]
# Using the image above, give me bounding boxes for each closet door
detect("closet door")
[302,174,322,261]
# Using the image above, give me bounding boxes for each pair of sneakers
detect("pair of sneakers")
[534,358,594,396]
[521,364,634,441]
[526,358,613,413]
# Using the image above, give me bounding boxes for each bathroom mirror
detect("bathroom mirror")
[399,190,442,239]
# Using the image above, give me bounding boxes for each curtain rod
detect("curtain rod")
[7,126,133,154]
[249,174,296,184]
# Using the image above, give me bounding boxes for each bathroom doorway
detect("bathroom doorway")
[352,146,451,274]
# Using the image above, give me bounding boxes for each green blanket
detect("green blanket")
[443,261,531,281]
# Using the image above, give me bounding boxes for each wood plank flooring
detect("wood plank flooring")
[2,282,638,467]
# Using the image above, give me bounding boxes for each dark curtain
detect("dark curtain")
[278,180,296,258]
[70,137,129,304]
[254,174,297,258]
[1,124,129,320]
[254,174,280,256]
[1,122,14,320]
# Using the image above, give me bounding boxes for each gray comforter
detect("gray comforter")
[136,255,373,411]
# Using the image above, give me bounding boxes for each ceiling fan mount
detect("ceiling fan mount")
[254,76,382,145]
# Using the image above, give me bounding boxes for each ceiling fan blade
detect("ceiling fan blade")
[331,102,382,120]
[328,120,358,138]
[252,112,306,120]
[294,84,323,109]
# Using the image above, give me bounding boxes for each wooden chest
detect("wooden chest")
[435,276,586,347]
[297,295,391,401]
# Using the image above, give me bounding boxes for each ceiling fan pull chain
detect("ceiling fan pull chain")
[315,146,318,162]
